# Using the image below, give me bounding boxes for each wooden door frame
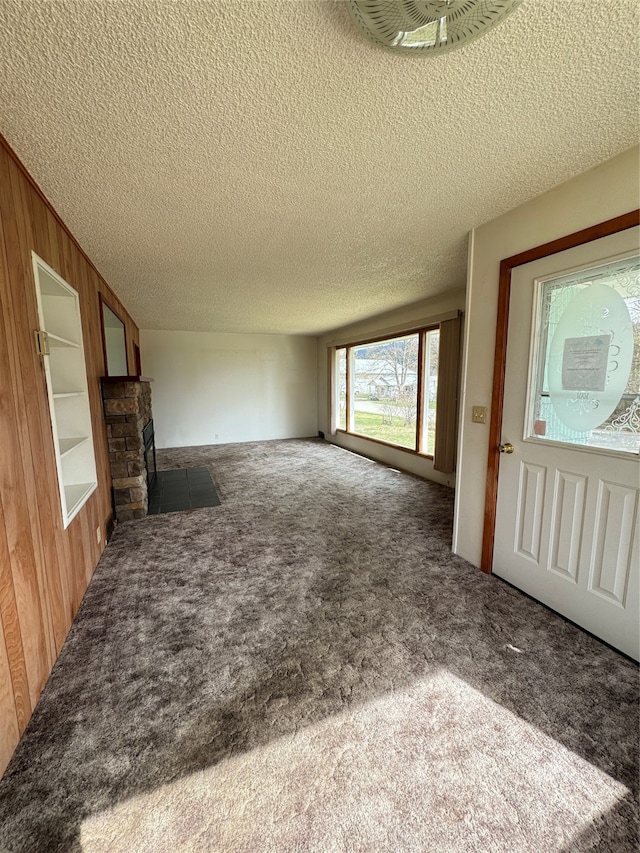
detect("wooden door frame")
[480,209,640,574]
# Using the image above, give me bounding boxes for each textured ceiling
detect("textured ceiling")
[0,0,638,335]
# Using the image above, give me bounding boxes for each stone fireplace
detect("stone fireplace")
[101,377,155,522]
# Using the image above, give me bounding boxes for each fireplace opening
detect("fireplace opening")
[143,419,157,488]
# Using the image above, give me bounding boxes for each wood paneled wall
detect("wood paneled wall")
[0,136,139,776]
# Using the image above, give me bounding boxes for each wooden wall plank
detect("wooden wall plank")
[0,177,32,740]
[45,206,63,272]
[0,146,52,705]
[0,474,30,737]
[8,155,64,670]
[0,606,20,775]
[0,135,140,777]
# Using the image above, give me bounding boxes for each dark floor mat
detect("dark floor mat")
[147,466,220,514]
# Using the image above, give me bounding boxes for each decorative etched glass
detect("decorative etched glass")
[527,254,640,455]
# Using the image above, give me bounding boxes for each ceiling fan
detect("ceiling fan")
[346,0,525,55]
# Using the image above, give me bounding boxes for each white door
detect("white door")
[494,227,640,660]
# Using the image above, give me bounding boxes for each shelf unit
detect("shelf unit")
[32,253,98,529]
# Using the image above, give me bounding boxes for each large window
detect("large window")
[334,326,444,457]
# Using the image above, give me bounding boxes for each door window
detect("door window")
[527,253,639,455]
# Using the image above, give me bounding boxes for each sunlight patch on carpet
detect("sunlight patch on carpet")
[79,671,627,852]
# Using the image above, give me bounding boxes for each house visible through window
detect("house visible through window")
[334,326,445,458]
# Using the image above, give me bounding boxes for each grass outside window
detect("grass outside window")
[334,328,440,457]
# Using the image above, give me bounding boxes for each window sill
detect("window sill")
[334,429,434,460]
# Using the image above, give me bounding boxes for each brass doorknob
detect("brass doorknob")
[498,442,515,454]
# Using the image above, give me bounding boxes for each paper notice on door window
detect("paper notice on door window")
[561,335,611,391]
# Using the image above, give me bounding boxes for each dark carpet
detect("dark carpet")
[0,438,637,852]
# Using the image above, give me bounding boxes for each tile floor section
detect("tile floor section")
[147,467,221,515]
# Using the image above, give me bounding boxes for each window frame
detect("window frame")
[333,324,441,459]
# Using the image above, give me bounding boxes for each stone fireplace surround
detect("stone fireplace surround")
[101,377,154,522]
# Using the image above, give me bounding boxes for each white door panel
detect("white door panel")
[494,227,640,659]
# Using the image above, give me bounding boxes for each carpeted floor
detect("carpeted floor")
[0,438,637,852]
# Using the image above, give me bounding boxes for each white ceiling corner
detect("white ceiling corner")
[0,0,638,336]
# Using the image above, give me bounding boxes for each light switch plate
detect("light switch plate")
[472,406,487,424]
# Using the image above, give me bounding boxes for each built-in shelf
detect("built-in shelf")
[64,482,97,518]
[100,375,154,383]
[47,332,80,348]
[59,436,89,457]
[33,252,97,529]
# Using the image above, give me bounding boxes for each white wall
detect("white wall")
[140,330,318,448]
[455,145,640,566]
[317,290,466,486]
